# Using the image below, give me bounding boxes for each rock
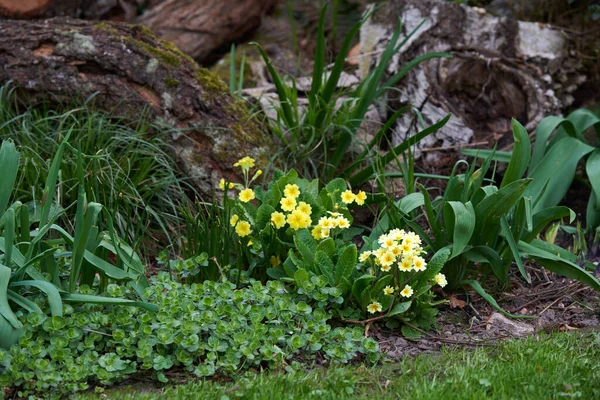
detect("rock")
[486,312,535,337]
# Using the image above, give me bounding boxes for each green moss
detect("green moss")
[93,22,120,36]
[124,37,182,67]
[194,67,228,93]
[164,77,180,88]
[161,40,196,65]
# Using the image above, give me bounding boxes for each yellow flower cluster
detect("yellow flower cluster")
[311,212,351,240]
[234,156,255,170]
[341,189,367,205]
[360,229,426,273]
[270,184,313,231]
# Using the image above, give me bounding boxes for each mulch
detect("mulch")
[375,266,600,360]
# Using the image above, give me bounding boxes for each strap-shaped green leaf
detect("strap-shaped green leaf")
[501,119,531,188]
[0,140,19,215]
[526,136,594,212]
[500,215,528,282]
[586,148,600,210]
[444,201,475,259]
[518,240,600,291]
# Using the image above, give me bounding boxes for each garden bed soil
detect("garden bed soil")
[376,268,600,360]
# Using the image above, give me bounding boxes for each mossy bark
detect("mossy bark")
[0,17,274,199]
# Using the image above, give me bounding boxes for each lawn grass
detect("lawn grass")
[77,331,600,400]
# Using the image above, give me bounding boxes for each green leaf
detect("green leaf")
[0,140,19,214]
[444,201,475,259]
[314,250,334,285]
[525,136,594,212]
[0,265,22,330]
[351,274,376,306]
[398,193,424,215]
[294,268,310,288]
[522,206,576,242]
[418,246,451,286]
[61,293,158,312]
[501,119,531,188]
[9,280,63,317]
[500,215,528,282]
[461,280,535,318]
[388,301,412,317]
[586,148,600,210]
[316,238,336,258]
[517,241,600,291]
[474,179,532,244]
[530,116,578,172]
[334,244,357,290]
[463,246,507,285]
[401,325,421,339]
[255,204,276,231]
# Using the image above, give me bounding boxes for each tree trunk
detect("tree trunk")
[358,0,588,163]
[2,0,279,64]
[0,17,274,197]
[136,0,279,63]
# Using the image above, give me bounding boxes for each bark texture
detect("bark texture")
[0,17,273,197]
[136,0,279,63]
[358,0,587,161]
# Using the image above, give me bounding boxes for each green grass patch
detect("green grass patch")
[78,331,600,400]
[0,84,193,254]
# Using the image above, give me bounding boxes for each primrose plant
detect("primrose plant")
[216,156,452,336]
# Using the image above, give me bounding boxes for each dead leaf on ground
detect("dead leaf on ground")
[449,295,467,309]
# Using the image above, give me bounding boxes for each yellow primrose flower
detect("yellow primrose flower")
[287,209,310,230]
[239,188,255,203]
[359,251,372,262]
[321,228,331,238]
[434,273,448,288]
[318,216,333,230]
[234,156,255,170]
[390,245,402,257]
[399,258,412,272]
[297,201,312,216]
[400,285,414,298]
[413,256,427,271]
[380,235,396,249]
[247,240,253,247]
[271,211,286,229]
[230,214,239,227]
[280,196,297,212]
[378,251,396,267]
[270,255,281,267]
[311,225,323,240]
[390,228,406,241]
[355,190,367,205]
[367,302,382,314]
[381,264,392,272]
[374,248,387,259]
[336,217,350,229]
[341,190,355,204]
[235,221,252,237]
[383,286,394,295]
[284,184,300,199]
[219,178,235,190]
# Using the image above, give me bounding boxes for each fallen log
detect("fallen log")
[136,0,279,63]
[0,17,274,198]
